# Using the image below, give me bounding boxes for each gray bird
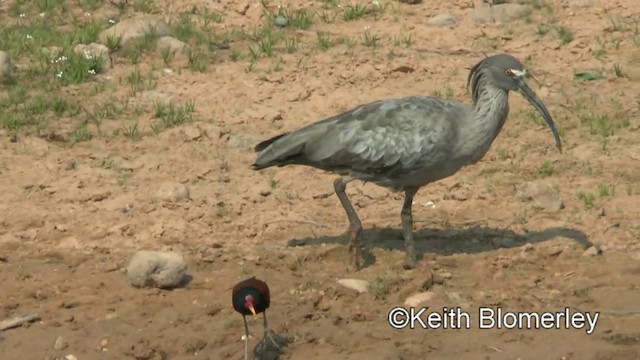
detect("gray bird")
[251,54,562,270]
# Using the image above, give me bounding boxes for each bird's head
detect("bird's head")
[244,294,257,316]
[468,53,562,153]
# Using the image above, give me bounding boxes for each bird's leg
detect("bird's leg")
[262,310,281,350]
[333,177,363,269]
[243,315,250,360]
[401,188,418,269]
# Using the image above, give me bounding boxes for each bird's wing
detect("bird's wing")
[302,97,463,174]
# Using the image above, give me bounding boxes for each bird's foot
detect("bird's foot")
[265,331,282,350]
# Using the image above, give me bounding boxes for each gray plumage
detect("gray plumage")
[251,53,562,270]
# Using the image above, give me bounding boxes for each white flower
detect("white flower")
[39,12,45,17]
[26,34,33,40]
[108,19,116,25]
[19,13,25,18]
[56,71,63,78]
[88,69,96,75]
[84,12,91,17]
[54,55,68,63]
[84,50,93,59]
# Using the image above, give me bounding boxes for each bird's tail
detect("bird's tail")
[251,131,305,170]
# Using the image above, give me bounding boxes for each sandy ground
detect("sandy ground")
[1,0,639,359]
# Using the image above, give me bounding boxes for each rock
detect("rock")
[181,126,202,142]
[404,292,435,307]
[235,0,250,15]
[41,46,62,59]
[337,279,370,293]
[583,245,602,257]
[153,182,191,202]
[141,90,176,106]
[0,50,17,79]
[397,0,421,4]
[54,336,68,350]
[546,245,564,257]
[563,0,593,8]
[427,13,459,27]
[74,42,110,69]
[99,15,172,48]
[273,15,288,27]
[156,36,189,58]
[126,250,188,289]
[516,181,564,211]
[469,4,532,24]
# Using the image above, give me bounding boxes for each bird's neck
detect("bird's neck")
[459,83,509,161]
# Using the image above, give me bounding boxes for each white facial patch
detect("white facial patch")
[509,68,527,77]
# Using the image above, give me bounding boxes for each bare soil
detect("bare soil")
[1,0,639,359]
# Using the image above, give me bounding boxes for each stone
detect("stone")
[153,182,191,202]
[516,181,564,211]
[0,51,17,79]
[337,279,370,293]
[469,4,532,24]
[126,250,188,289]
[99,15,172,48]
[404,292,435,307]
[427,13,459,27]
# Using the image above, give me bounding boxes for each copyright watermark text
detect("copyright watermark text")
[387,307,599,334]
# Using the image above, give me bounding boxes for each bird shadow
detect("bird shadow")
[286,225,592,268]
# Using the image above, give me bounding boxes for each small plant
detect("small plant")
[342,4,369,21]
[286,8,314,30]
[537,160,555,177]
[392,33,414,48]
[126,68,143,93]
[369,275,389,300]
[316,31,332,50]
[284,37,298,53]
[597,183,615,198]
[318,10,337,23]
[361,27,379,48]
[613,64,624,78]
[122,122,142,140]
[153,101,197,131]
[536,24,548,36]
[556,26,573,44]
[577,191,595,208]
[188,50,209,72]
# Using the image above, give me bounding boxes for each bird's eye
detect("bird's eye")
[505,69,514,76]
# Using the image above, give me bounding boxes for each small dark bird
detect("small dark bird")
[232,276,279,360]
[250,53,562,270]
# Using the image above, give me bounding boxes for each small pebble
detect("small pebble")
[54,336,68,350]
[126,250,188,289]
[583,245,602,257]
[337,279,369,293]
[274,15,288,27]
[404,292,435,307]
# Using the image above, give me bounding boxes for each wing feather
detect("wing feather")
[302,97,464,175]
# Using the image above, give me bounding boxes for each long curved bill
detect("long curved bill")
[249,305,257,316]
[515,78,563,153]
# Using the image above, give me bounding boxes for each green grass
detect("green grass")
[556,26,574,44]
[342,4,369,21]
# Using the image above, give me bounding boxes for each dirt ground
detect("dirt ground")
[1,0,639,359]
